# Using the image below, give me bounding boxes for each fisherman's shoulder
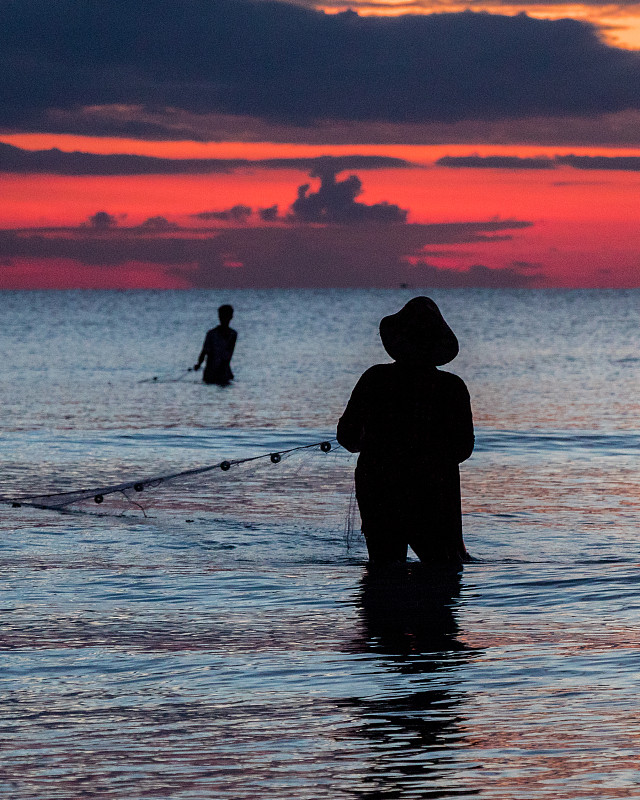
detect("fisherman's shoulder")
[435,368,470,394]
[357,363,396,384]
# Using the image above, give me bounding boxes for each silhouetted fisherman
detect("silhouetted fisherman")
[337,297,474,568]
[194,304,237,385]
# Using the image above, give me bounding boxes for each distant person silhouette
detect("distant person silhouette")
[337,297,474,568]
[194,304,237,385]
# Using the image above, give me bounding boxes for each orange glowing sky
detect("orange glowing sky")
[317,1,640,50]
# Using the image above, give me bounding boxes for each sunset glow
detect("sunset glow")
[1,0,640,289]
[317,1,640,49]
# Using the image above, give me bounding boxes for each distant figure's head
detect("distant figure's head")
[218,304,234,326]
[379,296,459,366]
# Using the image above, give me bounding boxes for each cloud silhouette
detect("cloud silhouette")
[289,165,407,223]
[137,216,179,231]
[186,165,410,225]
[184,222,537,287]
[0,164,536,287]
[2,1,640,135]
[437,155,555,169]
[0,142,413,176]
[86,211,117,230]
[259,205,279,222]
[192,206,253,223]
[0,219,533,285]
[555,155,640,170]
[437,153,640,170]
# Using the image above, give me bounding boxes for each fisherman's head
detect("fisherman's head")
[218,304,234,325]
[379,296,459,366]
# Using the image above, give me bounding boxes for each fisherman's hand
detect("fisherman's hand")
[193,363,201,371]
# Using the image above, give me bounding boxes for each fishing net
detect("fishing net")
[1,439,361,545]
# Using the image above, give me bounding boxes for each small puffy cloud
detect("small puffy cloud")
[137,216,179,231]
[259,205,279,222]
[87,211,117,230]
[192,205,253,223]
[289,165,407,223]
[185,167,409,226]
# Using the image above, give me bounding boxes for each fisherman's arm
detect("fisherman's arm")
[337,370,376,453]
[447,376,475,463]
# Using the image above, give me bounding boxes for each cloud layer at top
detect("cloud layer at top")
[2,0,640,136]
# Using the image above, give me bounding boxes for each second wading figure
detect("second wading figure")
[337,297,474,567]
[194,304,237,385]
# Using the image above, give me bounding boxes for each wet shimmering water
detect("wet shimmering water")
[1,289,639,799]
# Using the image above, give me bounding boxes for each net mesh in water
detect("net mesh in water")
[0,439,358,528]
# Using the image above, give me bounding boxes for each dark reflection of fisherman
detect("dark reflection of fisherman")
[337,296,474,567]
[342,565,479,797]
[193,304,237,385]
[357,563,464,657]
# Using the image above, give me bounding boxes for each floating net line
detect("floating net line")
[138,368,195,384]
[0,439,343,517]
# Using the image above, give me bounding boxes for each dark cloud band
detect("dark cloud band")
[0,219,534,286]
[2,0,640,133]
[437,154,640,170]
[0,143,412,176]
[438,155,555,169]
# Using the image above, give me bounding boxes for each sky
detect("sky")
[1,0,639,289]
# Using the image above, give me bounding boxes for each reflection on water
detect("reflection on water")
[343,565,481,798]
[356,564,464,656]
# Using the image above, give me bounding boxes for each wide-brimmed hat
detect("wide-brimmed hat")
[379,296,459,365]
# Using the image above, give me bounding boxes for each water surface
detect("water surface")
[1,289,639,799]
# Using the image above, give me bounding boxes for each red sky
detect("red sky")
[1,137,639,289]
[1,1,640,289]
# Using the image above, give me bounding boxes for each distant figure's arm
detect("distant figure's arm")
[194,336,208,370]
[228,329,237,359]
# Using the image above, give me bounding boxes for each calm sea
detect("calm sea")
[1,289,639,799]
